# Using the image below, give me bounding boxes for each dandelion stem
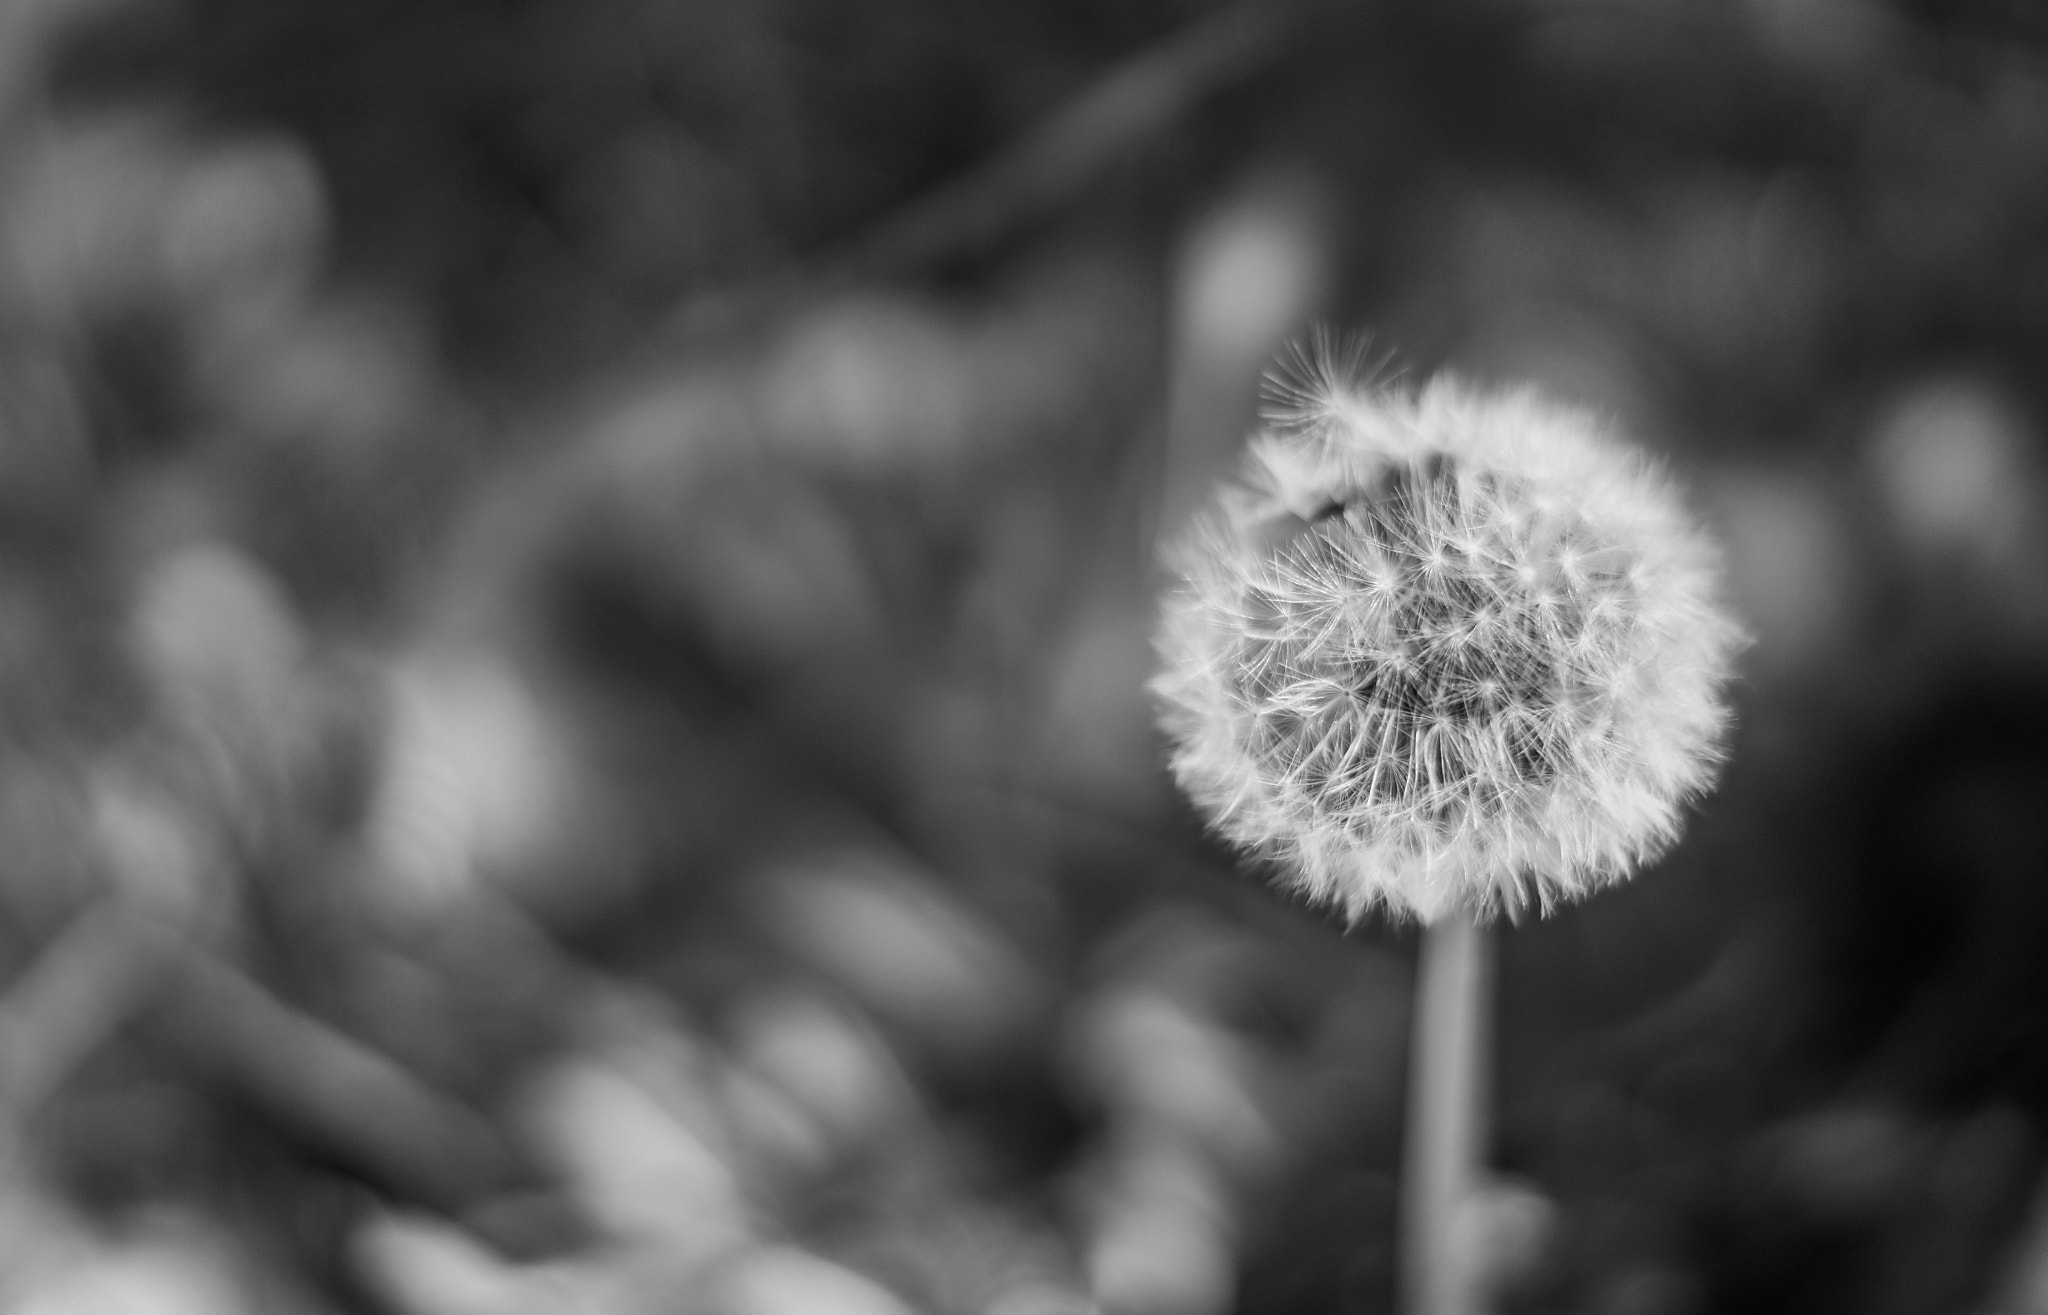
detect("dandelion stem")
[1403,913,1492,1315]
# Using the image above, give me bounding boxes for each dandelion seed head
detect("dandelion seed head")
[1152,373,1742,923]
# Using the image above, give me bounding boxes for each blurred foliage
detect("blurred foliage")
[2,0,2048,1313]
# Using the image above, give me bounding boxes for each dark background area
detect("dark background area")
[3,0,2048,1312]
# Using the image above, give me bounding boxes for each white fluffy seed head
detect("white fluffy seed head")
[1151,373,1743,924]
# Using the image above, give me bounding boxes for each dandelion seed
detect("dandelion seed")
[1152,372,1742,922]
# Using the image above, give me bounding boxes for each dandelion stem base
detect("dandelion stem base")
[1403,913,1492,1315]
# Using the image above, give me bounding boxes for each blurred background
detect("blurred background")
[2,0,2047,1311]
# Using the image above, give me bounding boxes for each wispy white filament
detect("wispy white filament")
[1152,374,1741,922]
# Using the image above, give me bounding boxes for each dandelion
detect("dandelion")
[1153,362,1741,1315]
[1152,371,1741,924]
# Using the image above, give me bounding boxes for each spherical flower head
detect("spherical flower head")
[1152,374,1743,924]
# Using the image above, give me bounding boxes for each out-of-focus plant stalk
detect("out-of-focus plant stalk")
[1403,914,1492,1315]
[0,902,168,1136]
